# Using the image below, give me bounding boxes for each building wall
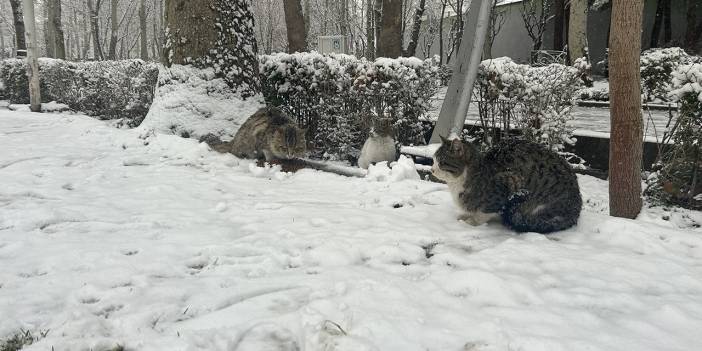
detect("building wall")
[418,0,702,75]
[487,2,536,63]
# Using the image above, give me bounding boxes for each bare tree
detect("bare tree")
[9,0,27,56]
[108,0,118,59]
[438,0,447,64]
[22,0,41,111]
[650,0,672,48]
[568,0,587,62]
[139,0,148,60]
[520,0,553,52]
[552,0,564,50]
[283,0,307,53]
[0,23,5,58]
[87,0,104,59]
[48,0,66,59]
[484,0,506,59]
[609,0,644,218]
[378,0,402,58]
[685,0,702,54]
[403,0,425,57]
[444,0,465,65]
[366,0,376,58]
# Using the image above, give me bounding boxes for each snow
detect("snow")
[2,109,702,351]
[428,87,676,141]
[137,64,264,140]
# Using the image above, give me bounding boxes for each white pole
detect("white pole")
[430,0,494,142]
[22,0,41,112]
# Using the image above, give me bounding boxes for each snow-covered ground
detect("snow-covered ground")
[2,109,702,351]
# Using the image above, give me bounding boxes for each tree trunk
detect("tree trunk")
[453,0,465,58]
[44,2,55,58]
[378,0,402,58]
[553,0,565,50]
[21,0,41,112]
[164,0,260,98]
[685,0,702,53]
[403,0,425,57]
[340,0,349,36]
[303,0,310,37]
[0,26,6,59]
[283,0,307,53]
[609,0,644,219]
[650,0,664,48]
[50,0,66,59]
[438,0,446,64]
[663,0,671,45]
[152,0,161,61]
[108,0,118,59]
[82,1,92,59]
[568,0,587,62]
[374,0,382,55]
[366,0,375,58]
[88,0,104,59]
[10,0,27,57]
[139,0,148,60]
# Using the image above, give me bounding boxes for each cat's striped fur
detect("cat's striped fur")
[432,137,582,233]
[206,107,306,161]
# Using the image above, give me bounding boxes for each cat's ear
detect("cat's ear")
[439,135,449,144]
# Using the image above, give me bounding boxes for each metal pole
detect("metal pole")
[430,0,494,142]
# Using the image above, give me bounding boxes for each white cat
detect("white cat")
[358,118,397,169]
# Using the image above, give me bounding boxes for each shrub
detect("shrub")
[473,57,584,152]
[0,58,158,126]
[645,63,702,209]
[640,47,701,102]
[259,52,441,161]
[0,329,48,351]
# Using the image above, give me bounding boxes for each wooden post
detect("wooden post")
[430,0,494,142]
[22,0,41,112]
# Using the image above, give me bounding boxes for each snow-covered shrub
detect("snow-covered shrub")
[0,58,157,125]
[137,64,264,139]
[640,47,701,102]
[578,86,609,101]
[645,63,702,209]
[260,52,440,161]
[475,57,582,151]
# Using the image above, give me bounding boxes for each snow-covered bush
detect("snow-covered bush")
[640,47,701,102]
[474,57,583,151]
[0,58,157,125]
[645,63,702,209]
[260,52,440,161]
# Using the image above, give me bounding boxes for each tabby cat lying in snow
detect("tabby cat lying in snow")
[202,107,307,161]
[432,137,582,233]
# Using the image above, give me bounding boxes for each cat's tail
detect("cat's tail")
[503,193,581,234]
[199,133,231,153]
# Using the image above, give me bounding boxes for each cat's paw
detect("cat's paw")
[458,214,480,226]
[458,212,499,226]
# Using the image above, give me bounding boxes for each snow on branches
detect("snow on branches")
[259,52,441,161]
[475,57,585,151]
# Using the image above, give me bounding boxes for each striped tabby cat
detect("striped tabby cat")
[206,107,307,161]
[432,137,582,233]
